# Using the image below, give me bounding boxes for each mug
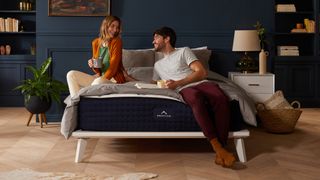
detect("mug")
[92,57,102,68]
[157,80,167,88]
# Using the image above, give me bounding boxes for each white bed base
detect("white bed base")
[72,129,249,163]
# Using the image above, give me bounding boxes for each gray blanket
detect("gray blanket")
[61,71,256,139]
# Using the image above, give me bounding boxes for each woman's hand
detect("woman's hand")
[88,59,94,68]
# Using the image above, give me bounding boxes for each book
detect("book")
[135,83,160,89]
[278,51,299,56]
[291,28,307,33]
[276,4,296,12]
[277,46,299,50]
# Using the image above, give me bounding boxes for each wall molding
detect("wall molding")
[37,31,234,37]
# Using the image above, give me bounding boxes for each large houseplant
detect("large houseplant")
[14,57,68,114]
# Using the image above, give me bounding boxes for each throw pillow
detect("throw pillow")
[126,67,154,82]
[263,90,293,109]
[122,49,155,69]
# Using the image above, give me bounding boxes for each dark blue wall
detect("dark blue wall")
[36,0,274,120]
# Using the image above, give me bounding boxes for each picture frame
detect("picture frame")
[48,0,110,17]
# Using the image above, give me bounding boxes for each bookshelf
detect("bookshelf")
[0,0,36,106]
[273,0,320,107]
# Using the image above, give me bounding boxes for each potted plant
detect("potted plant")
[14,57,68,114]
[254,21,268,50]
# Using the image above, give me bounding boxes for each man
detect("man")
[152,27,236,168]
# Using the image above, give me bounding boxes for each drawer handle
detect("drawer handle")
[248,83,260,86]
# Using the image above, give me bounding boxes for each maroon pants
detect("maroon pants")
[180,82,230,144]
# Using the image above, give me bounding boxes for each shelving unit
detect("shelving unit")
[273,0,320,107]
[0,0,36,106]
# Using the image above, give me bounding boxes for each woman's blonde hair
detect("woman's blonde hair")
[99,15,121,42]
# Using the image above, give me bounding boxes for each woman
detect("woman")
[67,15,132,97]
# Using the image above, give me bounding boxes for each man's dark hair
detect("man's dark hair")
[153,26,177,47]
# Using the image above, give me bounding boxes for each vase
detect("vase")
[259,49,269,74]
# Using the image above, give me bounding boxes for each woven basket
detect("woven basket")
[257,101,302,133]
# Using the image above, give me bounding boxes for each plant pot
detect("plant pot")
[25,96,51,114]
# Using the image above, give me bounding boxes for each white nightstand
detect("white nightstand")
[228,72,275,103]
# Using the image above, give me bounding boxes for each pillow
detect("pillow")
[263,90,293,110]
[192,49,211,70]
[126,67,154,83]
[122,49,155,69]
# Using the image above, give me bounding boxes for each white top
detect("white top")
[153,47,207,91]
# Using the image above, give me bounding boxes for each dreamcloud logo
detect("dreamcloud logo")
[156,110,172,118]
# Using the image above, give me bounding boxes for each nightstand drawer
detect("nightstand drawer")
[233,76,274,94]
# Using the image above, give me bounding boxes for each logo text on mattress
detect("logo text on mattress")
[156,110,172,118]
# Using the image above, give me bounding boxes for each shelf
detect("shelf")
[274,56,316,61]
[0,31,36,35]
[275,11,314,15]
[274,32,315,35]
[0,54,35,61]
[0,10,36,14]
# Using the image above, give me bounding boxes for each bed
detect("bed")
[61,47,257,163]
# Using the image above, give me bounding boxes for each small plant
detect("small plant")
[254,21,267,50]
[14,57,68,104]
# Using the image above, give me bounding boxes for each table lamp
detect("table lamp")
[232,30,261,73]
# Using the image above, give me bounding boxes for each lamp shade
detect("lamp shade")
[232,30,261,52]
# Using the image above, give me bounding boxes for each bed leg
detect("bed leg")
[75,138,87,163]
[234,138,247,163]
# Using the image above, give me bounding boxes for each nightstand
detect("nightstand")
[228,72,275,103]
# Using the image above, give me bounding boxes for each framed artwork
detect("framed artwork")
[48,0,110,16]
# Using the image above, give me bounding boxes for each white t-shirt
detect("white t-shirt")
[153,47,207,90]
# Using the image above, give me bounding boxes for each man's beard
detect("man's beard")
[154,43,164,52]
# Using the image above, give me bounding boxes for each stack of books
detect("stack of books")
[0,17,20,32]
[276,4,296,12]
[291,28,307,33]
[277,46,299,56]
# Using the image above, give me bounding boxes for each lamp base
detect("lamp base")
[236,53,258,73]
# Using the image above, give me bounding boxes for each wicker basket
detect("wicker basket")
[257,101,302,133]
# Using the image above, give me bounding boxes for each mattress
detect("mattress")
[77,94,245,132]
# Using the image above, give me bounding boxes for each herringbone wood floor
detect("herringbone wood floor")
[0,108,319,180]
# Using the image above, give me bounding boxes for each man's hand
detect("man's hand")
[165,79,179,90]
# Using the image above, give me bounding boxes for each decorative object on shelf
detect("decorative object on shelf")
[259,49,269,74]
[254,21,269,74]
[303,18,315,33]
[0,45,5,55]
[30,44,36,55]
[48,0,110,16]
[232,30,260,73]
[19,0,32,11]
[5,45,11,55]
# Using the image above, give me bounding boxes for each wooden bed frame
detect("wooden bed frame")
[72,129,250,163]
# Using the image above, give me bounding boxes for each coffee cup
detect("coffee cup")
[92,57,102,68]
[157,80,167,88]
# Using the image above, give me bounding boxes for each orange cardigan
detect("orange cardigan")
[91,37,126,83]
